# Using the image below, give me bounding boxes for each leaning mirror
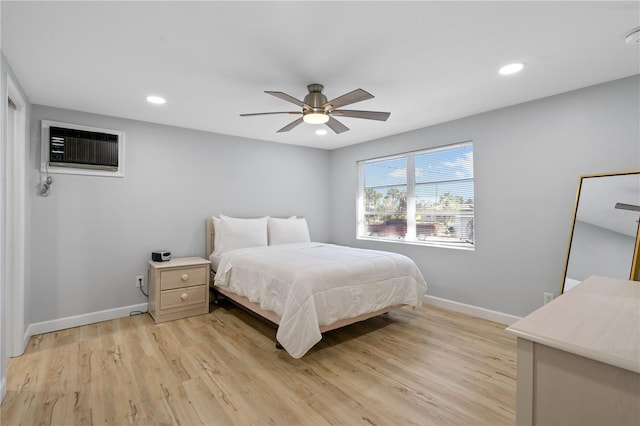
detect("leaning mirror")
[562,171,640,293]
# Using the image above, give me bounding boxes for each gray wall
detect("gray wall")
[29,106,331,324]
[22,76,640,325]
[329,75,640,317]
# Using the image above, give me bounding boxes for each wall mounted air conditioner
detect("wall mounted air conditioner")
[41,120,125,177]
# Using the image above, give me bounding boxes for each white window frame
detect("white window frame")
[357,141,474,250]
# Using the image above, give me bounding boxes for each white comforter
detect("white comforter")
[213,242,427,358]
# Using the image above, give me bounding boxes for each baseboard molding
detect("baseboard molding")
[22,330,30,355]
[26,303,149,338]
[1,376,6,404]
[21,297,514,345]
[424,295,521,325]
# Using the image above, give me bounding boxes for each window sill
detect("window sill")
[357,236,475,251]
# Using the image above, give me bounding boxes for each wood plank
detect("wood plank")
[2,303,516,425]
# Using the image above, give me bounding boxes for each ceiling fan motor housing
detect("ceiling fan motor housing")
[303,84,329,112]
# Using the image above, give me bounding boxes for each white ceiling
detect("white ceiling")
[2,1,639,150]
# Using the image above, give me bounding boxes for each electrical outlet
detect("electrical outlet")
[543,292,554,305]
[136,275,144,288]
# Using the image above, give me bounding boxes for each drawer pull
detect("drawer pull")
[181,293,189,301]
[181,274,189,281]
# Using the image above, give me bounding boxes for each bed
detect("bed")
[207,215,427,358]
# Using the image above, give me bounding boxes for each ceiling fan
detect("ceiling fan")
[240,84,390,134]
[615,202,640,212]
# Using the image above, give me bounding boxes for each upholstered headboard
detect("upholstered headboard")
[206,217,215,258]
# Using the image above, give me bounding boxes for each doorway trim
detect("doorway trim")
[5,75,27,358]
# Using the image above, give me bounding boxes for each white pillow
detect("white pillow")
[215,215,268,254]
[268,216,311,245]
[212,216,222,252]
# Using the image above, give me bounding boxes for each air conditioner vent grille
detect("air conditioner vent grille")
[49,126,119,170]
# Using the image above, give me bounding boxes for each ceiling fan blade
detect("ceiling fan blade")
[331,110,391,121]
[265,91,311,110]
[325,116,350,134]
[324,88,374,109]
[615,202,640,212]
[240,111,301,117]
[277,117,305,133]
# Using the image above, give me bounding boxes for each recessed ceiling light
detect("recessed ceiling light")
[499,63,525,76]
[315,129,328,136]
[146,95,166,105]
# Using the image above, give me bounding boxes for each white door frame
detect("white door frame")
[5,75,27,357]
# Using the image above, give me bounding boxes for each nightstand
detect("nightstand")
[148,257,211,323]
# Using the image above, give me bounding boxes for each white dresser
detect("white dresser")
[506,276,640,426]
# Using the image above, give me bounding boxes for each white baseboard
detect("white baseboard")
[20,297,514,347]
[26,303,148,338]
[1,376,6,404]
[424,295,521,325]
[22,330,31,355]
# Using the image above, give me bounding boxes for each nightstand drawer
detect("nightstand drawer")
[160,285,207,310]
[160,267,207,290]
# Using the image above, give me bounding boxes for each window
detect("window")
[357,141,474,249]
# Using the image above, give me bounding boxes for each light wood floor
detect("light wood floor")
[1,301,516,425]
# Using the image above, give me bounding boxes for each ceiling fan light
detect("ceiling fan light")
[303,112,329,124]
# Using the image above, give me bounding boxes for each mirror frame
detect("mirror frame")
[561,170,640,294]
